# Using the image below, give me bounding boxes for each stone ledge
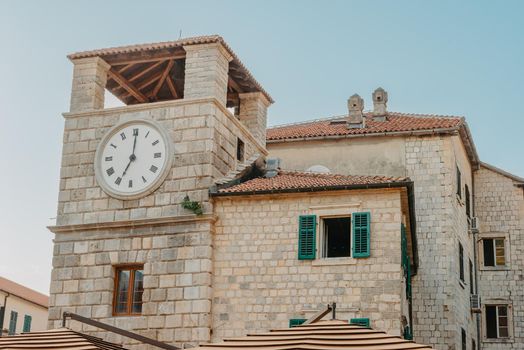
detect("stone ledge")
[48,214,216,234]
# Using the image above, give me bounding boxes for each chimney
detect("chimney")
[372,87,388,119]
[347,94,365,129]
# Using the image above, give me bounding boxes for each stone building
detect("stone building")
[47,35,524,350]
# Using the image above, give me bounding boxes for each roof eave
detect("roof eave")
[480,161,524,183]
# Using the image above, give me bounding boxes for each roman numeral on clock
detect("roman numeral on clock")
[120,132,126,140]
[142,176,147,183]
[133,128,139,136]
[145,131,150,138]
[154,152,162,158]
[152,140,159,146]
[105,156,112,161]
[150,165,158,173]
[110,143,117,149]
[128,180,133,188]
[115,177,122,185]
[106,167,115,176]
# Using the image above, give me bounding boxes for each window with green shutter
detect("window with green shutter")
[298,215,316,260]
[352,212,370,258]
[8,310,18,335]
[23,315,32,333]
[350,318,370,327]
[289,318,307,327]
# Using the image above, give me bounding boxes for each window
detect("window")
[469,259,474,294]
[236,138,244,162]
[459,242,465,282]
[8,310,18,335]
[486,305,509,339]
[483,238,505,267]
[461,328,466,350]
[456,165,462,199]
[289,318,306,327]
[472,339,476,350]
[297,212,370,260]
[322,217,351,258]
[113,265,144,315]
[23,315,32,332]
[465,184,471,218]
[350,318,370,327]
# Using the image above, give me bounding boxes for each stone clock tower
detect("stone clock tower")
[48,36,272,347]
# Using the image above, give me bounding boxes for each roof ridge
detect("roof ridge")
[268,111,463,129]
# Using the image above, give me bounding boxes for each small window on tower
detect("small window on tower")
[322,217,351,258]
[486,304,510,339]
[236,138,244,162]
[113,265,144,316]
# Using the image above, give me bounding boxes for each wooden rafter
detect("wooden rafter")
[104,52,185,66]
[165,75,179,99]
[129,60,166,83]
[228,77,243,94]
[151,60,175,98]
[107,69,148,103]
[117,63,135,74]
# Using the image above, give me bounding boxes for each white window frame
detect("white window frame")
[483,302,513,342]
[478,233,510,271]
[320,215,352,259]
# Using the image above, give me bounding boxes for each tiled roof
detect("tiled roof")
[267,112,464,141]
[198,320,432,350]
[67,35,273,103]
[216,171,409,195]
[0,276,48,308]
[0,328,127,349]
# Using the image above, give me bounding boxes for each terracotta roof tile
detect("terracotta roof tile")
[267,112,463,141]
[0,328,127,349]
[0,276,48,308]
[216,171,409,195]
[198,320,432,350]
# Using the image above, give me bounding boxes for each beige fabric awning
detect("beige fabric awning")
[198,320,432,350]
[0,328,127,350]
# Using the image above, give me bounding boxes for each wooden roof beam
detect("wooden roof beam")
[129,60,167,83]
[107,69,148,103]
[104,52,185,66]
[151,60,175,99]
[165,75,179,99]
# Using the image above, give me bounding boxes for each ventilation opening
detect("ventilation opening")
[322,217,351,258]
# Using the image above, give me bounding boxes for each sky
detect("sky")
[0,0,523,294]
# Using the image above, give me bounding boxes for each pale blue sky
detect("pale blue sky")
[0,0,523,293]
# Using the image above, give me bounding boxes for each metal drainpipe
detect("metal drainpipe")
[0,292,9,337]
[472,170,481,349]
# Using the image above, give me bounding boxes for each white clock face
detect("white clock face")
[95,120,172,199]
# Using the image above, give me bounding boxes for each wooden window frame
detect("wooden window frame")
[459,242,465,282]
[484,303,512,341]
[320,215,351,259]
[113,265,144,316]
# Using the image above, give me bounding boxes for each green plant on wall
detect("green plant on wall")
[182,195,203,215]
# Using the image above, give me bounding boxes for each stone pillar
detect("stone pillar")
[238,92,271,147]
[69,57,110,113]
[183,43,232,107]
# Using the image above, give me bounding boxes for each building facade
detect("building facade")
[47,36,524,350]
[0,277,49,335]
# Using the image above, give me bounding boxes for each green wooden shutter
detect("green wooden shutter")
[298,215,316,260]
[8,311,18,335]
[404,325,413,340]
[289,318,307,327]
[352,212,370,258]
[350,318,370,327]
[23,315,32,332]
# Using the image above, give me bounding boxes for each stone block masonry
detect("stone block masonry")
[211,189,407,341]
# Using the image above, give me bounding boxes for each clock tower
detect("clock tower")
[48,36,272,347]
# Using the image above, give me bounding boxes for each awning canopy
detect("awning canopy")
[198,320,432,350]
[0,328,127,350]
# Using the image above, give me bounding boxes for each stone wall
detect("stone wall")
[475,165,524,349]
[211,189,408,340]
[49,219,213,349]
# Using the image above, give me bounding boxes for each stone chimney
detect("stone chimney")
[372,87,388,117]
[347,94,365,129]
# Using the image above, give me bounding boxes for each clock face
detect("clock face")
[95,120,173,199]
